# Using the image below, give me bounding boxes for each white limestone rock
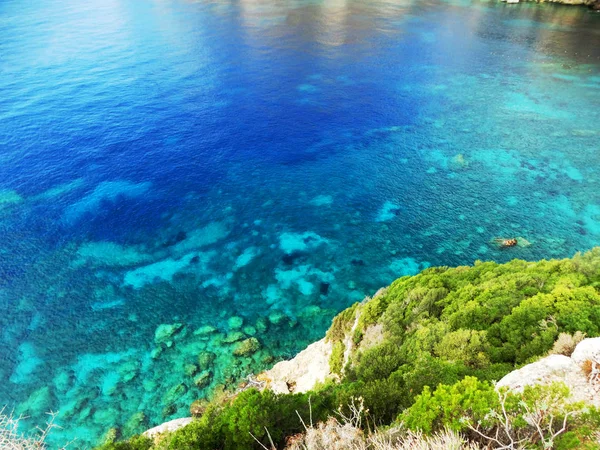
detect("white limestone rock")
[497,355,584,390]
[497,338,600,407]
[264,338,333,394]
[143,417,193,438]
[571,337,600,366]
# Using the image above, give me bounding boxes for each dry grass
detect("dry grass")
[283,397,480,450]
[285,418,364,450]
[285,422,480,450]
[0,408,68,450]
[549,331,586,357]
[582,359,594,377]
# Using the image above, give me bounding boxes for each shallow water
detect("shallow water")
[0,0,599,446]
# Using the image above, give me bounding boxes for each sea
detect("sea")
[0,0,599,446]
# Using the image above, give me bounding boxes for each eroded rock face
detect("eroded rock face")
[143,417,193,438]
[264,338,333,394]
[571,337,600,366]
[497,338,600,407]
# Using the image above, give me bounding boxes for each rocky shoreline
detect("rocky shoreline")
[500,0,600,9]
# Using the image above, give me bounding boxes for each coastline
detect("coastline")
[136,248,600,447]
[501,0,600,8]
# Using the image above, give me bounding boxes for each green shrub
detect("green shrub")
[401,376,497,433]
[403,379,600,449]
[329,341,345,375]
[95,435,153,450]
[325,303,358,343]
[346,341,404,383]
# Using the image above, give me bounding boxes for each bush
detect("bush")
[96,435,153,450]
[330,341,346,376]
[549,331,586,357]
[403,379,600,450]
[401,377,497,433]
[164,389,334,450]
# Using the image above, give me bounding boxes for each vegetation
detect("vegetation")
[403,379,600,449]
[0,408,67,450]
[96,248,600,449]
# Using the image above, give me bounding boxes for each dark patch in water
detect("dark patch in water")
[162,231,187,248]
[282,251,305,265]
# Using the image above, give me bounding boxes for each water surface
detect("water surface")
[0,0,599,446]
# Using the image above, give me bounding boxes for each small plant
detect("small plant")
[581,358,600,388]
[581,359,594,377]
[549,331,586,357]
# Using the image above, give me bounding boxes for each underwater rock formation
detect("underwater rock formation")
[233,338,261,357]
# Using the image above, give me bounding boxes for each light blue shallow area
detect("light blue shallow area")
[0,0,599,446]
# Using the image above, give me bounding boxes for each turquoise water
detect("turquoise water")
[0,0,599,446]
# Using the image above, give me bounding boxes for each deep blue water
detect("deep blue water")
[0,0,599,446]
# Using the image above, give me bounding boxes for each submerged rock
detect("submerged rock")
[193,325,217,337]
[223,331,246,343]
[123,411,147,436]
[184,364,198,377]
[233,338,261,357]
[163,382,188,406]
[154,323,184,345]
[255,318,269,333]
[450,153,469,169]
[53,370,74,394]
[299,305,322,318]
[93,407,120,426]
[162,404,177,418]
[61,395,89,420]
[16,386,54,417]
[151,347,163,359]
[227,316,244,330]
[0,189,23,209]
[197,351,216,370]
[194,370,212,388]
[119,360,140,383]
[268,310,288,326]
